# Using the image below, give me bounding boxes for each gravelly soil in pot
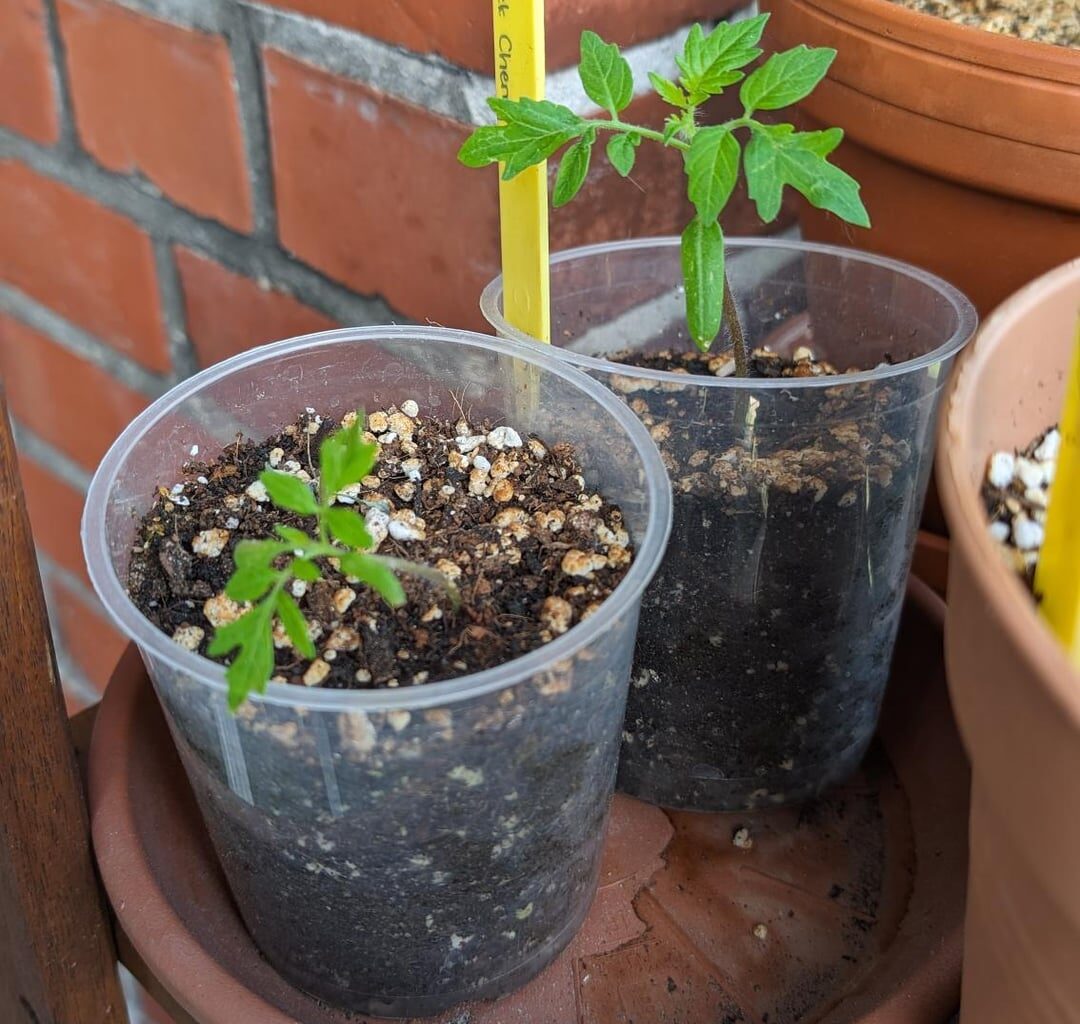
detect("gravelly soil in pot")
[603,346,927,812]
[125,406,638,1016]
[982,424,1060,588]
[889,0,1078,47]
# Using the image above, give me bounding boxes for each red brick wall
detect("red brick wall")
[0,0,773,715]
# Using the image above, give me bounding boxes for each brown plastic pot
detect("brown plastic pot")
[938,257,1080,1023]
[760,0,1080,317]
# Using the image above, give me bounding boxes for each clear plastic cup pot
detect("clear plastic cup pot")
[482,238,976,811]
[82,326,672,1016]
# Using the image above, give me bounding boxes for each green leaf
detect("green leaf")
[685,126,740,224]
[259,470,317,516]
[319,418,377,502]
[553,136,592,207]
[579,30,634,114]
[488,96,581,135]
[226,565,278,602]
[743,124,869,227]
[274,524,313,550]
[458,124,523,167]
[740,45,836,113]
[276,591,316,659]
[676,24,708,83]
[224,625,274,711]
[291,557,321,582]
[697,15,768,92]
[339,553,407,607]
[648,72,687,109]
[662,115,683,145]
[681,218,726,352]
[606,133,637,177]
[233,538,290,570]
[325,506,374,549]
[207,608,259,657]
[459,98,584,180]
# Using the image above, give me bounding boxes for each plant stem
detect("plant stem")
[588,119,690,150]
[723,272,748,377]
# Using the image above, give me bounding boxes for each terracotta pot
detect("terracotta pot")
[760,0,1080,317]
[90,580,970,1024]
[937,257,1080,1022]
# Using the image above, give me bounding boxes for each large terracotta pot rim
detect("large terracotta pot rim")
[799,0,1080,83]
[938,257,1080,727]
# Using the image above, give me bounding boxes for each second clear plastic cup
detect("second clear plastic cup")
[482,238,976,811]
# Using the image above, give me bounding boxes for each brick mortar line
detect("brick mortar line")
[224,2,279,241]
[12,418,94,491]
[0,282,171,397]
[152,240,201,380]
[0,127,402,335]
[92,0,756,125]
[38,0,80,155]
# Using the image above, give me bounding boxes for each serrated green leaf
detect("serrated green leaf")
[696,14,768,92]
[648,72,687,109]
[744,124,869,227]
[740,45,836,113]
[291,557,321,582]
[233,538,290,570]
[501,129,579,180]
[274,524,313,550]
[662,116,683,145]
[685,126,740,224]
[225,565,278,602]
[339,553,407,607]
[318,430,347,499]
[259,470,317,515]
[325,506,374,549]
[276,591,316,659]
[553,136,592,207]
[799,126,844,157]
[579,30,634,114]
[606,133,637,177]
[457,125,520,167]
[488,96,581,134]
[320,419,377,502]
[679,24,708,82]
[225,623,275,710]
[207,609,258,657]
[681,218,726,351]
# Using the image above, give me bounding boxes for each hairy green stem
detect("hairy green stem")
[723,273,748,377]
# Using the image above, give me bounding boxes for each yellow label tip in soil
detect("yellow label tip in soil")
[1035,319,1080,669]
[492,0,550,345]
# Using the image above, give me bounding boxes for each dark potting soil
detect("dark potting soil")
[604,346,930,812]
[127,407,636,1015]
[609,344,855,379]
[129,409,633,688]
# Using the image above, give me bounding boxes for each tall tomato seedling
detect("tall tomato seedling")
[459,15,870,375]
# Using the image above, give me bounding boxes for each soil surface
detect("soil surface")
[126,406,639,1016]
[128,407,634,689]
[982,425,1059,589]
[889,0,1078,47]
[605,344,929,811]
[609,344,853,379]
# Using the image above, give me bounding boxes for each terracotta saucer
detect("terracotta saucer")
[89,577,967,1024]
